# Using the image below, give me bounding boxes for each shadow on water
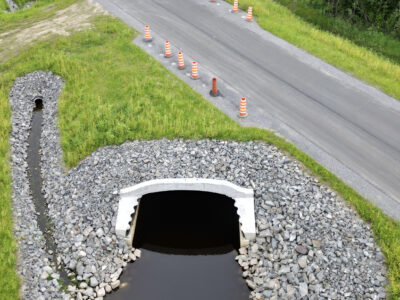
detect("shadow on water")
[108,191,250,300]
[27,98,69,284]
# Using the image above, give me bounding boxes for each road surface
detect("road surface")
[96,0,400,220]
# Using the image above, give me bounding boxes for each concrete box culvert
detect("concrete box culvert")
[115,178,256,247]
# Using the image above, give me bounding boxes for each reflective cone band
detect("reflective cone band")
[233,0,238,12]
[165,41,172,58]
[239,97,248,117]
[178,52,185,69]
[144,25,152,41]
[191,61,199,79]
[247,6,253,21]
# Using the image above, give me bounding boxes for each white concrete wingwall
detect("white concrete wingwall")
[115,178,256,246]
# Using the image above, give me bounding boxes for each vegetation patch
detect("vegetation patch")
[225,0,400,101]
[14,0,33,8]
[305,0,400,37]
[0,0,105,64]
[0,0,77,33]
[0,0,8,11]
[0,4,399,300]
[275,0,400,66]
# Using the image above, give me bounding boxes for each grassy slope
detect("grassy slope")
[14,0,32,8]
[0,0,76,33]
[275,0,400,65]
[225,0,400,101]
[1,15,400,298]
[0,0,8,11]
[0,75,17,298]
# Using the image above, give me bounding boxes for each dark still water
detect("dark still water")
[27,99,69,284]
[108,191,250,300]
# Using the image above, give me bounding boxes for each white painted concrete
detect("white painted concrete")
[115,178,256,245]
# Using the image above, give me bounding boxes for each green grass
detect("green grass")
[225,0,400,101]
[275,0,400,65]
[0,77,18,299]
[0,0,76,33]
[0,9,400,300]
[14,0,34,8]
[0,0,8,11]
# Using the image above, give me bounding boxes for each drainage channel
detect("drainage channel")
[27,98,69,285]
[108,191,250,300]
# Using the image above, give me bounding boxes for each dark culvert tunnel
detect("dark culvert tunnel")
[108,190,250,300]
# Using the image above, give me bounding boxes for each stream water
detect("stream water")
[108,191,250,300]
[27,99,69,283]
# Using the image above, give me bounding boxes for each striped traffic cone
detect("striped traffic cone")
[210,78,220,97]
[247,6,253,21]
[191,61,199,79]
[164,41,172,58]
[239,97,248,117]
[178,52,185,69]
[144,25,152,42]
[232,0,238,13]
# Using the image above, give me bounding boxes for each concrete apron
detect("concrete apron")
[115,178,256,248]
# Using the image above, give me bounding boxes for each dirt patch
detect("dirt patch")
[0,0,106,63]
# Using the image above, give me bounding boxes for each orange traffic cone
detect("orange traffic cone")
[247,6,253,21]
[232,0,238,13]
[164,41,172,58]
[239,97,248,117]
[144,25,152,42]
[210,78,220,97]
[210,0,216,2]
[178,52,185,69]
[191,61,199,79]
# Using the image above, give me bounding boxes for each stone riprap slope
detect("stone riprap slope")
[9,71,386,299]
[5,0,18,12]
[9,72,67,299]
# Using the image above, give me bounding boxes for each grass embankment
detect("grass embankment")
[0,0,76,33]
[14,0,33,8]
[0,0,8,11]
[275,0,400,65]
[0,11,399,300]
[226,0,400,100]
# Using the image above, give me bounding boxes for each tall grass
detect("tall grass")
[0,78,18,300]
[14,0,33,8]
[0,0,8,11]
[275,0,400,65]
[0,13,399,300]
[225,0,400,101]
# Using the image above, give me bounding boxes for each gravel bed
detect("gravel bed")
[5,0,18,12]
[10,71,387,299]
[9,71,67,300]
[4,0,35,12]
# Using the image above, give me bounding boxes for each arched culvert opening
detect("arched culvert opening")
[110,185,252,300]
[34,97,43,110]
[133,191,241,254]
[116,179,256,248]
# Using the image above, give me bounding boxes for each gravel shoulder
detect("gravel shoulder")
[10,71,387,299]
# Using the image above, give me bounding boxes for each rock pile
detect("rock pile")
[9,71,386,299]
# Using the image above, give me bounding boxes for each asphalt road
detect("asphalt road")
[96,0,400,220]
